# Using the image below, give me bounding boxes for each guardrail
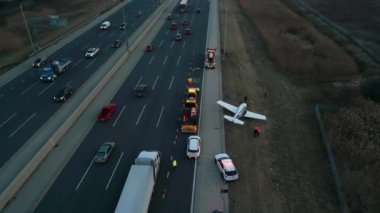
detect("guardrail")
[294,0,380,66]
[0,0,174,210]
[315,104,348,213]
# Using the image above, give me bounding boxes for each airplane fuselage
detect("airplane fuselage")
[234,103,247,119]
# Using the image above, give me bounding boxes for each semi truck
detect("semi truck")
[40,58,71,82]
[181,98,198,133]
[204,48,216,69]
[114,151,161,213]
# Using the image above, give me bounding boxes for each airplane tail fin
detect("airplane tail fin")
[224,115,244,125]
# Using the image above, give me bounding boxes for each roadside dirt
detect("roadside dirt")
[218,0,346,212]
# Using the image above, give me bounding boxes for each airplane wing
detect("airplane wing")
[244,110,267,120]
[216,100,238,114]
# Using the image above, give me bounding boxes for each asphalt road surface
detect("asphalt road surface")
[0,0,159,166]
[35,0,210,213]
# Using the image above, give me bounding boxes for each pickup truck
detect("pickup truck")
[40,58,71,82]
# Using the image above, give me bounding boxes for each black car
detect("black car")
[134,84,148,97]
[119,23,127,30]
[53,85,73,102]
[195,8,201,14]
[112,40,122,48]
[32,57,47,68]
[185,28,191,35]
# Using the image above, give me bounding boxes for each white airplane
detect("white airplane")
[216,100,267,125]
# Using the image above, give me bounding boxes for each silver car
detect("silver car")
[94,142,115,163]
[186,136,201,158]
[215,153,238,181]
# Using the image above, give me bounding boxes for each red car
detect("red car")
[146,44,154,52]
[97,103,117,121]
[170,22,178,30]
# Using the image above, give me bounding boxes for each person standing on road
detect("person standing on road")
[254,126,261,137]
[172,159,177,170]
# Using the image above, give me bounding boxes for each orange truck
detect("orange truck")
[204,48,216,69]
[181,98,198,133]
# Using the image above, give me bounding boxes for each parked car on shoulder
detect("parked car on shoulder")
[85,47,100,58]
[134,83,148,97]
[186,135,201,158]
[53,85,73,102]
[112,40,122,48]
[94,142,115,163]
[215,153,239,181]
[100,21,111,30]
[97,103,117,121]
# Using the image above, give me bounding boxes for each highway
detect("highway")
[34,0,210,212]
[0,0,159,166]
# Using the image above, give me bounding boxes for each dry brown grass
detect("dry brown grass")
[237,0,380,212]
[323,97,380,212]
[238,0,359,81]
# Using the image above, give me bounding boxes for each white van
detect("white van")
[100,21,111,30]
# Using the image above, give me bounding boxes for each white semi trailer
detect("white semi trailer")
[114,151,160,213]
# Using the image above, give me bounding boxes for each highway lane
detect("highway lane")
[35,0,210,212]
[0,0,160,166]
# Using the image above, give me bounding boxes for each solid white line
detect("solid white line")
[152,76,159,90]
[113,105,126,127]
[38,82,55,96]
[80,44,90,51]
[75,157,95,190]
[105,152,124,190]
[182,41,186,48]
[177,56,181,66]
[134,76,143,90]
[84,58,97,70]
[97,31,106,38]
[9,113,36,137]
[135,104,146,126]
[148,55,155,65]
[168,75,175,90]
[72,58,84,69]
[0,112,17,128]
[21,81,38,96]
[156,105,165,128]
[170,41,174,48]
[108,31,116,38]
[162,55,168,65]
[65,81,73,87]
[159,40,164,47]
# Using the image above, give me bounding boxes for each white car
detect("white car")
[85,48,100,58]
[100,21,111,30]
[186,136,201,158]
[215,153,239,181]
